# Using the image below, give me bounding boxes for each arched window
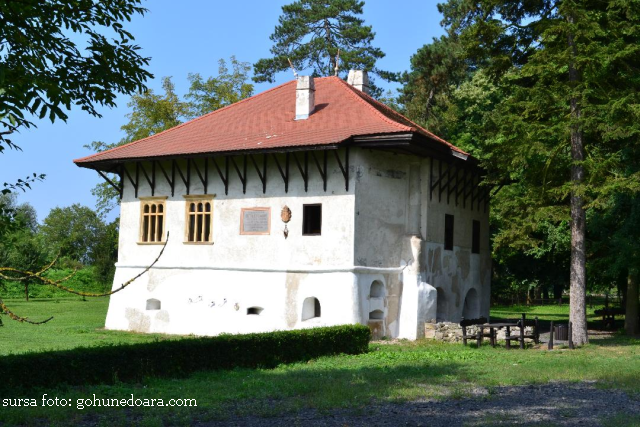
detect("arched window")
[369,310,384,320]
[462,288,480,319]
[436,288,447,322]
[302,297,321,321]
[247,307,263,315]
[146,298,161,310]
[370,280,384,298]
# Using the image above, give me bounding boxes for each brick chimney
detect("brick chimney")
[295,76,315,120]
[347,70,370,95]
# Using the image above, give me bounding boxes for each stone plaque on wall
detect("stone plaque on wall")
[240,208,271,235]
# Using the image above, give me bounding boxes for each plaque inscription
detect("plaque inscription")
[240,208,271,235]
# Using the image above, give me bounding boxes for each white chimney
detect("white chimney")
[347,70,370,95]
[295,76,315,120]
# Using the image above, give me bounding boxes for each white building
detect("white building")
[75,71,491,340]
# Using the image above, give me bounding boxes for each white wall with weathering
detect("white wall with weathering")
[105,145,490,339]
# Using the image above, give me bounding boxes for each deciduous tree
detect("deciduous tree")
[87,59,254,216]
[0,0,152,192]
[437,0,640,345]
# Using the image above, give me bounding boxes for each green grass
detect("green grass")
[1,267,111,299]
[0,298,176,355]
[0,299,639,426]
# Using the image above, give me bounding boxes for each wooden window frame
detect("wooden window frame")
[240,207,271,235]
[183,195,215,244]
[138,196,168,245]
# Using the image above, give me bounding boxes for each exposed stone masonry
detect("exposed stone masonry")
[424,322,533,343]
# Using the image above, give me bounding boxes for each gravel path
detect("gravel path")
[205,382,640,427]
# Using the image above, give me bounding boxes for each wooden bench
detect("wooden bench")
[460,317,488,347]
[503,313,540,349]
[594,307,625,329]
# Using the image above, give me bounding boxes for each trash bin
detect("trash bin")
[555,324,568,341]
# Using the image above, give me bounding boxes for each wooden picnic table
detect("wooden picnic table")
[479,322,518,348]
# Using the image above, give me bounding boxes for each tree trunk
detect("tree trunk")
[25,282,29,302]
[323,19,335,75]
[625,270,639,335]
[567,16,589,345]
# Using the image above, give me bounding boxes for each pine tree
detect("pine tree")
[253,0,385,93]
[438,0,640,345]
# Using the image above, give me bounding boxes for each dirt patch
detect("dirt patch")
[207,382,640,426]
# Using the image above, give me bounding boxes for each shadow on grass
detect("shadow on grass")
[587,334,640,347]
[208,380,640,426]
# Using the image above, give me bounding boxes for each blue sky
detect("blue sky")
[3,0,446,223]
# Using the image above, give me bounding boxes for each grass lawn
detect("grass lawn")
[0,298,176,356]
[0,299,638,426]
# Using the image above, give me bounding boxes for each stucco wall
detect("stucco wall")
[117,151,355,270]
[106,147,490,338]
[352,150,491,338]
[422,158,491,323]
[106,268,361,335]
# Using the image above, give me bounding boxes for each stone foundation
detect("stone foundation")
[424,322,533,343]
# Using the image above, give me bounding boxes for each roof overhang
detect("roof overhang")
[75,131,481,174]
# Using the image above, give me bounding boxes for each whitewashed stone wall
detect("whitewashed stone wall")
[105,146,491,339]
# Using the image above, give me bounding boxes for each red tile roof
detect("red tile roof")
[74,76,466,166]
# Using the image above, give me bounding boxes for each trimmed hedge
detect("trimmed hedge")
[0,324,370,390]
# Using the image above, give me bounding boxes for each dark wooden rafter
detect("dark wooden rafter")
[293,152,309,192]
[463,171,477,209]
[174,159,189,195]
[96,170,122,199]
[137,162,154,196]
[456,168,468,206]
[118,165,124,199]
[477,186,490,212]
[430,159,455,203]
[231,155,247,194]
[124,164,138,198]
[310,151,328,192]
[470,174,481,210]
[272,153,290,193]
[211,156,229,195]
[333,147,349,192]
[249,154,267,194]
[192,158,208,194]
[156,160,175,196]
[446,163,459,204]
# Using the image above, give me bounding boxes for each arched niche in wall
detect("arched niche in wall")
[146,298,161,311]
[247,307,263,315]
[369,309,384,320]
[370,280,385,298]
[302,297,321,321]
[462,288,480,319]
[436,288,447,322]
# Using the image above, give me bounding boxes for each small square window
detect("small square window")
[303,204,322,235]
[444,214,454,251]
[472,220,480,254]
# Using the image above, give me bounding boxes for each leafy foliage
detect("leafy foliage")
[401,1,640,335]
[253,0,386,94]
[39,204,105,265]
[398,35,468,139]
[86,58,254,216]
[0,0,152,152]
[185,57,254,119]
